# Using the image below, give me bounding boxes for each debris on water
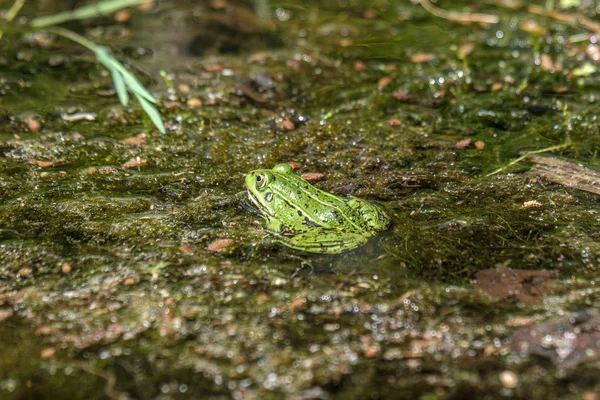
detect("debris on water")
[474,269,557,304]
[60,112,97,122]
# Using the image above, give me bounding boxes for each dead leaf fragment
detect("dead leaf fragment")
[121,158,147,169]
[24,118,41,132]
[387,118,402,127]
[354,61,367,71]
[455,139,472,149]
[378,76,393,89]
[207,239,234,252]
[474,140,485,150]
[40,347,56,359]
[34,160,55,167]
[187,97,203,107]
[179,245,194,254]
[522,200,543,209]
[410,53,435,63]
[301,172,325,182]
[120,134,146,146]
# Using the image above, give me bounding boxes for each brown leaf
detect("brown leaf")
[120,134,146,146]
[301,172,325,182]
[455,139,472,149]
[179,245,194,254]
[207,239,234,252]
[121,158,147,169]
[378,76,393,89]
[34,160,55,167]
[24,118,41,132]
[410,53,435,63]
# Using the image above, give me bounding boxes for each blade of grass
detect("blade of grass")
[31,0,149,28]
[135,93,165,134]
[45,26,165,133]
[96,47,129,105]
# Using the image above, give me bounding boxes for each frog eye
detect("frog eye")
[264,192,273,203]
[256,174,266,189]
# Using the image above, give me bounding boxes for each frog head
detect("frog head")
[245,164,294,217]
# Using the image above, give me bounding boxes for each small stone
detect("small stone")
[474,140,485,150]
[499,370,519,389]
[18,268,32,277]
[178,84,191,93]
[387,118,402,127]
[124,277,136,285]
[61,263,71,274]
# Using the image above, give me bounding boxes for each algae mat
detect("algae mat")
[1,1,600,399]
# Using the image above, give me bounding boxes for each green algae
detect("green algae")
[1,0,600,399]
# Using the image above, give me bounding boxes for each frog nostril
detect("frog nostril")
[265,192,273,203]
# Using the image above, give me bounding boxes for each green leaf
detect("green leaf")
[111,67,129,106]
[135,93,166,134]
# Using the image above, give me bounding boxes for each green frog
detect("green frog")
[245,163,391,254]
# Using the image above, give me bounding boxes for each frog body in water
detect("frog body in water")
[245,163,391,254]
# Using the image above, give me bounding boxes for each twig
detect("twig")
[418,0,499,25]
[529,155,600,195]
[485,143,573,177]
[528,5,600,33]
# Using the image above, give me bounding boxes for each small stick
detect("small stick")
[418,0,499,25]
[485,143,572,177]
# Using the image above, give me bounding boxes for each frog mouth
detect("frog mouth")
[245,190,269,217]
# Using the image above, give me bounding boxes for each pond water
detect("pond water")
[1,0,600,398]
